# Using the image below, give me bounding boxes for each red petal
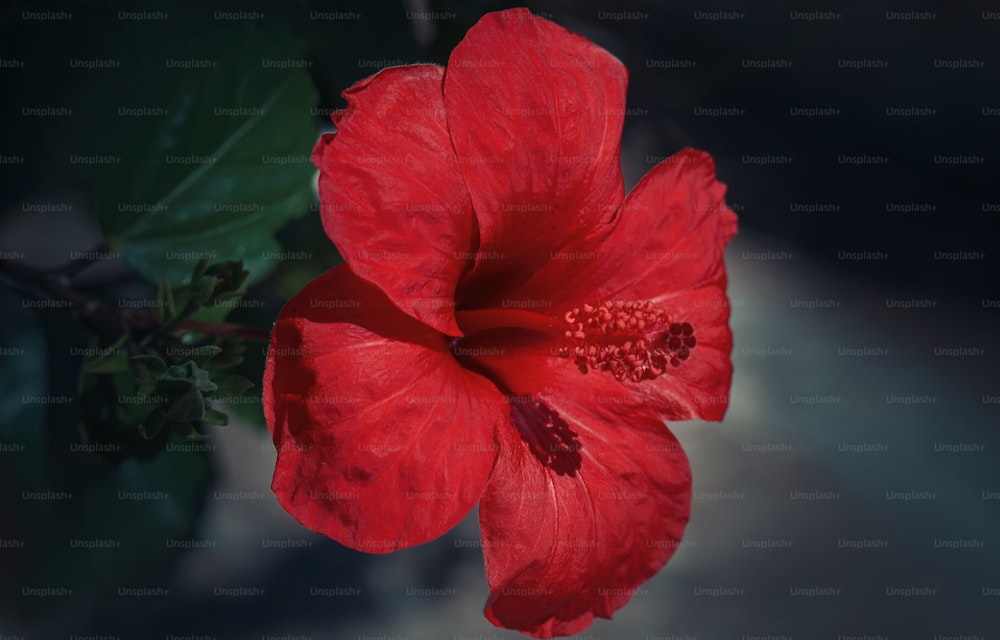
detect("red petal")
[478,381,691,637]
[508,148,737,420]
[602,149,735,420]
[635,285,734,420]
[263,266,508,552]
[443,8,627,305]
[312,65,474,336]
[601,148,737,297]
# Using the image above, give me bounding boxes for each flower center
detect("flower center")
[557,300,696,382]
[454,299,696,383]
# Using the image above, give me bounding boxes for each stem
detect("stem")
[0,254,270,343]
[0,257,129,337]
[180,319,271,343]
[139,297,200,348]
[58,241,112,279]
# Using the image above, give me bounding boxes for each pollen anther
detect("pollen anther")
[556,299,697,382]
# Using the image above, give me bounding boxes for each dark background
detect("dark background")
[1,0,998,638]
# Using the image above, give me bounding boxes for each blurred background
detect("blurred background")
[1,0,998,638]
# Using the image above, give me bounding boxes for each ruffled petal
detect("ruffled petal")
[475,360,691,637]
[263,266,508,552]
[444,8,627,306]
[632,284,734,420]
[599,148,737,297]
[312,64,474,336]
[505,148,737,420]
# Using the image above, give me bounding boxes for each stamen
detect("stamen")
[556,300,697,382]
[451,301,696,384]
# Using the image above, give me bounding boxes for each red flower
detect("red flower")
[264,8,737,638]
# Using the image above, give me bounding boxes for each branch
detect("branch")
[0,254,271,344]
[180,319,272,343]
[0,256,131,338]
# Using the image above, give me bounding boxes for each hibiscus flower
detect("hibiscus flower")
[264,8,737,638]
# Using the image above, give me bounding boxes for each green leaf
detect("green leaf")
[190,275,217,306]
[156,277,176,323]
[151,361,219,423]
[191,255,210,283]
[203,340,247,370]
[156,381,206,422]
[204,260,250,298]
[172,420,208,441]
[210,373,255,398]
[96,25,318,287]
[201,407,230,426]
[129,354,168,381]
[78,365,165,463]
[81,336,129,374]
[182,345,224,368]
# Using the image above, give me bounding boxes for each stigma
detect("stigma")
[556,300,696,382]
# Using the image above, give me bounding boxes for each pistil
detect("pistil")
[453,300,696,384]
